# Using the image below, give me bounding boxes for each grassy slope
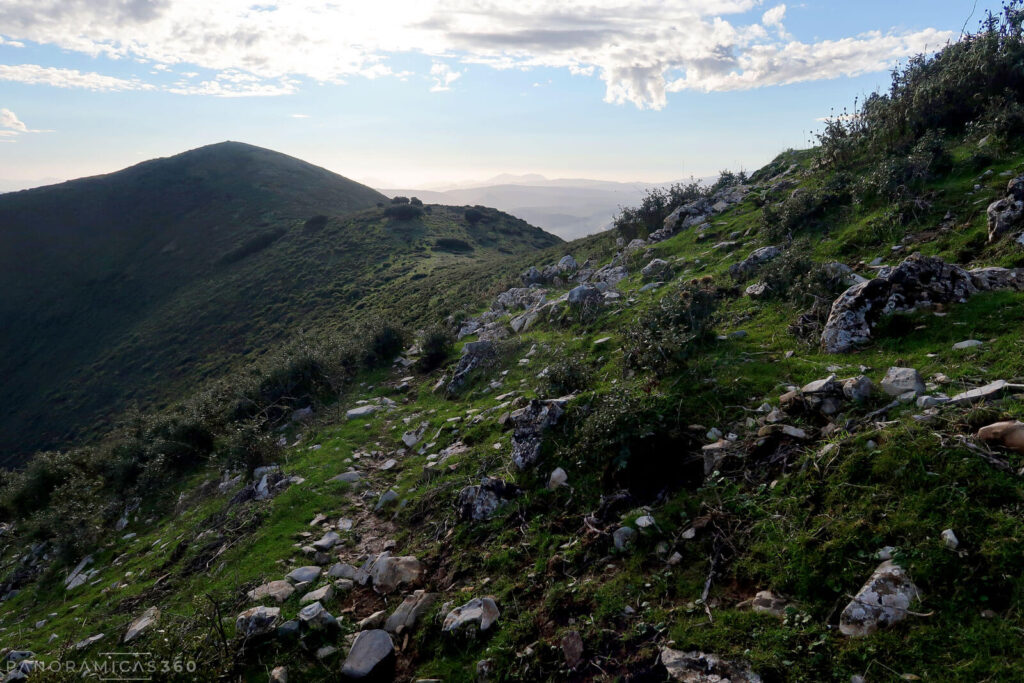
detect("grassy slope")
[0,144,561,462]
[2,141,1024,682]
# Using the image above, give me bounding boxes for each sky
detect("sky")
[0,1,1006,190]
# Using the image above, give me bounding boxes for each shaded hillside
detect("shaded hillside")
[0,144,560,462]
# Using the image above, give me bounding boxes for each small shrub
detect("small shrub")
[359,319,406,368]
[391,196,410,204]
[416,324,453,372]
[546,355,592,396]
[464,208,485,224]
[622,279,719,372]
[303,214,329,232]
[435,237,473,253]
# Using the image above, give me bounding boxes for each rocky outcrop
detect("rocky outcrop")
[821,253,1024,353]
[123,606,160,643]
[446,341,496,394]
[660,648,761,682]
[510,398,566,469]
[987,175,1024,242]
[456,477,521,521]
[384,590,438,634]
[839,561,919,637]
[728,246,780,280]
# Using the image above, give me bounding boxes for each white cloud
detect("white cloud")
[0,35,25,47]
[0,107,52,142]
[430,62,462,92]
[762,4,786,28]
[0,63,153,91]
[291,113,309,118]
[1,107,27,132]
[0,1,955,109]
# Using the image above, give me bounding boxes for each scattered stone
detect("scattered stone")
[880,367,925,397]
[235,606,280,639]
[384,590,438,634]
[357,610,388,631]
[456,477,521,521]
[978,420,1024,454]
[641,258,671,280]
[941,529,959,550]
[331,471,361,484]
[729,245,781,279]
[312,531,341,551]
[916,394,949,409]
[73,633,105,651]
[276,620,301,640]
[341,629,395,680]
[613,526,636,551]
[953,339,984,350]
[950,380,1022,406]
[269,666,288,683]
[567,284,602,307]
[842,376,873,403]
[447,340,496,394]
[367,552,423,594]
[123,606,160,643]
[286,566,322,585]
[660,649,762,682]
[247,580,295,603]
[987,195,1024,243]
[328,563,359,580]
[548,467,568,489]
[65,555,94,590]
[561,630,585,669]
[297,601,338,631]
[346,405,381,420]
[750,590,788,617]
[443,597,500,634]
[300,584,334,605]
[375,489,399,512]
[839,561,920,637]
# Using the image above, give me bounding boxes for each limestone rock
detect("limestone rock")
[880,367,925,397]
[456,477,520,521]
[341,629,395,680]
[987,196,1024,242]
[297,601,338,631]
[367,552,422,594]
[729,246,780,279]
[384,590,438,634]
[123,606,160,643]
[977,420,1024,455]
[286,566,322,585]
[247,580,295,603]
[510,398,565,470]
[300,584,334,605]
[839,561,919,637]
[443,597,500,634]
[235,606,280,639]
[660,648,761,682]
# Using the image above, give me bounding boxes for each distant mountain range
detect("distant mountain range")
[382,174,709,240]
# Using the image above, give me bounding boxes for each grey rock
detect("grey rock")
[367,552,423,594]
[312,531,341,552]
[821,254,981,353]
[880,367,925,397]
[374,489,399,512]
[73,633,105,651]
[510,398,565,470]
[613,526,636,551]
[297,601,338,630]
[123,606,160,643]
[65,555,94,590]
[567,284,602,307]
[247,580,295,603]
[286,566,322,585]
[949,380,1022,406]
[270,666,288,683]
[300,584,334,605]
[987,197,1024,242]
[341,629,394,680]
[842,375,873,402]
[952,339,983,350]
[357,610,388,630]
[346,405,380,420]
[455,477,521,521]
[641,258,670,280]
[442,597,500,634]
[331,471,361,484]
[729,246,780,279]
[328,563,359,580]
[839,561,919,637]
[447,340,496,394]
[235,606,280,638]
[384,590,438,634]
[660,649,761,682]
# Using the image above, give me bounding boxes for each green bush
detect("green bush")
[546,355,592,396]
[383,203,423,220]
[416,324,453,372]
[622,278,718,372]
